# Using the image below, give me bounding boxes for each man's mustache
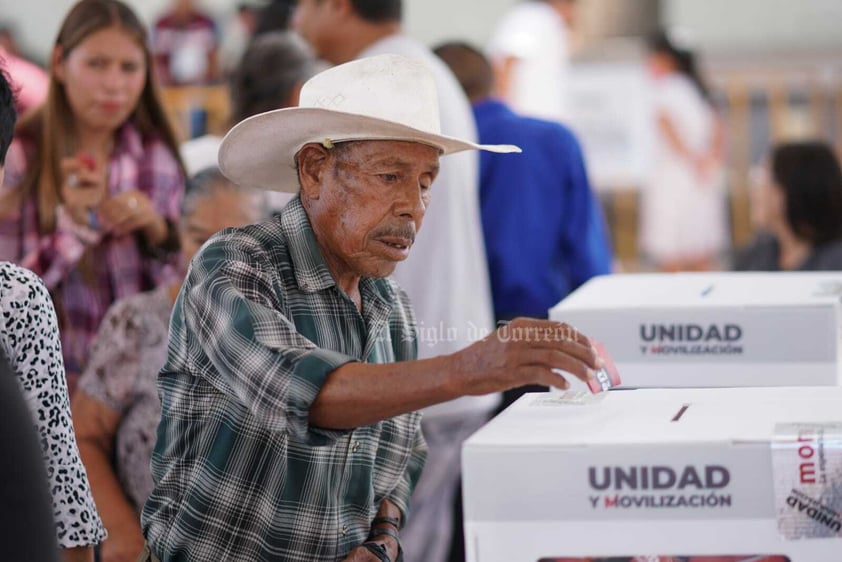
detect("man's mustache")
[371,223,417,244]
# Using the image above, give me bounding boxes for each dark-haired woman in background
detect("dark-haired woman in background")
[735,140,842,271]
[639,29,729,272]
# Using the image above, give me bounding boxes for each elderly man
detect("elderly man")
[292,3,500,559]
[140,55,603,562]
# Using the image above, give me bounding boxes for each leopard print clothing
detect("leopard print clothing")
[0,261,106,548]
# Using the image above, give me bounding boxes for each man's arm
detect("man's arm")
[188,236,601,436]
[310,317,602,430]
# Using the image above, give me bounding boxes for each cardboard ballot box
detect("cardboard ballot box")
[462,387,842,562]
[548,272,842,389]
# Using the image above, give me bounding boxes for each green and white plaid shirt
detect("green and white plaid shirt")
[141,197,426,561]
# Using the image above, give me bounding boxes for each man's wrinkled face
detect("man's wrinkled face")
[300,140,441,281]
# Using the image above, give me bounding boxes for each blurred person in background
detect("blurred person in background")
[0,24,49,115]
[293,2,499,560]
[72,168,266,562]
[151,0,220,86]
[435,41,612,394]
[0,0,186,394]
[639,29,728,272]
[254,0,297,35]
[487,0,577,123]
[219,3,259,77]
[734,140,842,271]
[181,30,319,212]
[0,64,62,562]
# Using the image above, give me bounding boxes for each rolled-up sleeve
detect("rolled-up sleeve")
[180,237,356,443]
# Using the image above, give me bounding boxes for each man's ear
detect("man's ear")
[297,143,331,203]
[51,46,66,82]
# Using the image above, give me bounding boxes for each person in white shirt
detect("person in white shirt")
[639,29,728,272]
[487,0,577,123]
[292,1,500,560]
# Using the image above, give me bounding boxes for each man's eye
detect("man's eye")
[380,174,399,182]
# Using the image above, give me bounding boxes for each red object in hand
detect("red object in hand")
[588,339,621,393]
[77,152,96,171]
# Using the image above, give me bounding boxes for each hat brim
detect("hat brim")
[218,107,521,193]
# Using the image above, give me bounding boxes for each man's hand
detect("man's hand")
[340,535,398,562]
[448,317,603,395]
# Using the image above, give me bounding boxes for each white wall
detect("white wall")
[663,0,842,52]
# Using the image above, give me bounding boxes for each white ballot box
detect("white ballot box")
[462,387,842,562]
[548,272,842,389]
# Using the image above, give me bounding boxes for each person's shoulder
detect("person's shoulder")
[809,237,842,270]
[190,11,218,28]
[489,106,580,152]
[657,74,702,104]
[105,287,169,323]
[201,218,287,262]
[0,262,47,300]
[732,232,779,271]
[154,12,179,29]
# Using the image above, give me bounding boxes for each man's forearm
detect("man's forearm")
[310,318,601,430]
[309,355,459,429]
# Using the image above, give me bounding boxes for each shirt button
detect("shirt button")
[352,441,360,453]
[341,524,348,536]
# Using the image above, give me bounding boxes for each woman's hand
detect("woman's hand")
[97,190,168,243]
[60,154,107,227]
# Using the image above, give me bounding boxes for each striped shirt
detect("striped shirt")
[142,197,426,561]
[0,123,184,383]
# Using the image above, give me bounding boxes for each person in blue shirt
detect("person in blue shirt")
[435,41,613,323]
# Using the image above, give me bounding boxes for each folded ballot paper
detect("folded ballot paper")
[462,387,842,562]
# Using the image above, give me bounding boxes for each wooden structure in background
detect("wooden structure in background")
[159,85,231,141]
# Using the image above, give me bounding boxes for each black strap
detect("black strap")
[361,541,391,562]
[367,527,403,562]
[371,515,402,530]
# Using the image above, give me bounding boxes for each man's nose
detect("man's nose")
[394,183,427,220]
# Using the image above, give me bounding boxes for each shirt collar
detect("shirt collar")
[278,197,396,303]
[114,122,144,160]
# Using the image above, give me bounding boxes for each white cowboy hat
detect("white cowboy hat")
[218,53,521,192]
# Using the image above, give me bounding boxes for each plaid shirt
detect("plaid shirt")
[0,123,184,378]
[142,198,427,562]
